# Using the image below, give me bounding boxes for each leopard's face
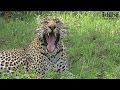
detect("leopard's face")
[36,16,66,53]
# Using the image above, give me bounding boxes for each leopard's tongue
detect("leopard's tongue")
[46,34,56,53]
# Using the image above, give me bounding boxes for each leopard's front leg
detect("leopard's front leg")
[36,63,46,79]
[53,51,68,73]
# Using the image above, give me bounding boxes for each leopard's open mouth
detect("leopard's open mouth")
[43,32,60,53]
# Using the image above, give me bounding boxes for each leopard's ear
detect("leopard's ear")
[36,15,41,26]
[35,28,40,34]
[56,17,64,24]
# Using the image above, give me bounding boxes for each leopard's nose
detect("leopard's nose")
[48,26,56,30]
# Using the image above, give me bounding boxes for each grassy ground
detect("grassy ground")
[0,11,120,79]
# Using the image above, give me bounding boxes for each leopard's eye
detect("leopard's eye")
[43,21,49,24]
[41,20,49,24]
[55,19,60,23]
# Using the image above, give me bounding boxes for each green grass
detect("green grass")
[0,11,120,79]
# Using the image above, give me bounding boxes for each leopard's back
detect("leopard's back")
[0,48,27,70]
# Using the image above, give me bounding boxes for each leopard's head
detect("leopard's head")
[36,16,66,53]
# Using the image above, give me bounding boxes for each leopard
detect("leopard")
[0,16,68,79]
